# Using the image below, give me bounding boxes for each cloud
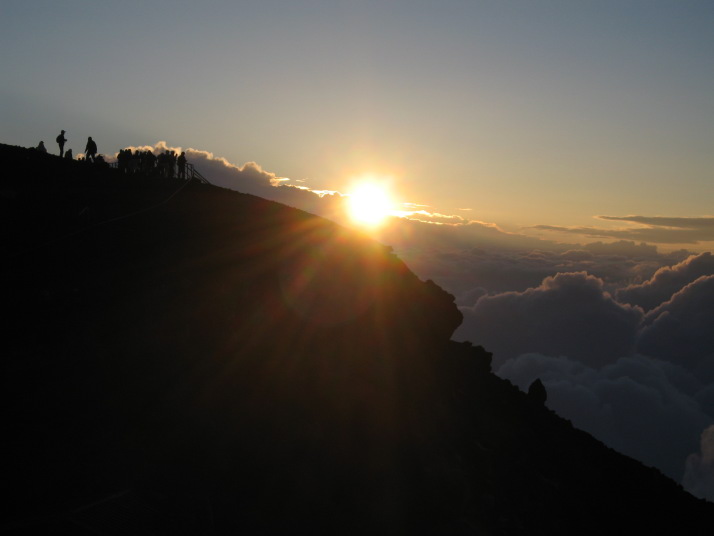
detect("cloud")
[637,275,714,380]
[532,224,703,244]
[559,249,595,262]
[398,242,683,304]
[117,141,351,221]
[683,425,714,501]
[393,248,567,297]
[600,215,714,229]
[694,384,714,420]
[178,146,344,216]
[395,210,470,225]
[617,252,714,311]
[497,353,711,482]
[582,240,660,258]
[447,249,714,493]
[378,216,551,251]
[370,219,587,298]
[532,216,714,245]
[455,272,643,368]
[454,286,487,307]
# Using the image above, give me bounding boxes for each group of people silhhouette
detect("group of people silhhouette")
[36,130,99,163]
[116,148,187,179]
[36,130,189,180]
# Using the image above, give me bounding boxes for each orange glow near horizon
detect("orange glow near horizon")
[347,181,395,227]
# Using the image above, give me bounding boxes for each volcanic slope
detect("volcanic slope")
[2,143,713,534]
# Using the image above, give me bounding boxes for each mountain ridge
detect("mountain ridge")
[2,143,712,534]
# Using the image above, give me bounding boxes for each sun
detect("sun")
[347,182,393,227]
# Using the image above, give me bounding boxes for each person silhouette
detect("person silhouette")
[85,136,97,163]
[37,141,47,153]
[177,151,187,179]
[65,148,73,160]
[168,150,176,178]
[56,130,67,157]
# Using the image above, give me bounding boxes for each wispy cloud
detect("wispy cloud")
[598,215,714,228]
[393,210,470,225]
[531,215,714,244]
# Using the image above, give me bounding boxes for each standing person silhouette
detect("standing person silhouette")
[85,136,97,163]
[56,130,67,157]
[177,151,187,179]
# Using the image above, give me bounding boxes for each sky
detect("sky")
[4,0,714,500]
[3,0,714,247]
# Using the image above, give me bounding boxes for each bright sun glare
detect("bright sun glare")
[347,183,393,227]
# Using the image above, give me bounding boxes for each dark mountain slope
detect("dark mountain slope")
[2,143,712,534]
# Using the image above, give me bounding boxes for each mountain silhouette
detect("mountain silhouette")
[2,143,712,534]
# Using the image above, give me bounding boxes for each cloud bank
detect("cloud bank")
[637,274,714,382]
[456,272,643,368]
[455,262,714,496]
[617,252,714,311]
